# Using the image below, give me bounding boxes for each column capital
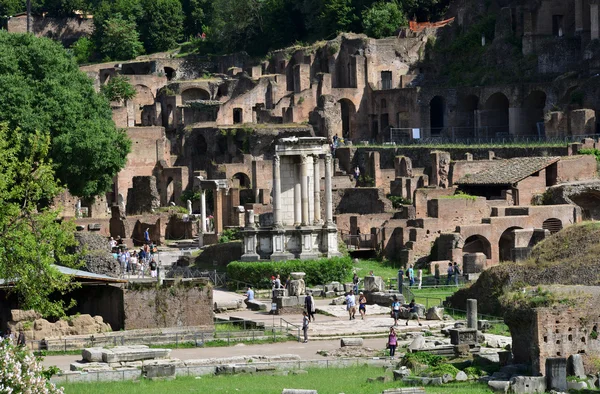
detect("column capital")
[274,154,280,165]
[313,155,319,164]
[324,153,332,163]
[300,154,309,164]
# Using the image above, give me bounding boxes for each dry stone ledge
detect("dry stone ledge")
[11,309,42,322]
[340,338,363,347]
[143,364,176,379]
[101,346,171,363]
[364,276,386,292]
[382,389,426,394]
[509,376,546,393]
[426,307,444,321]
[70,361,112,372]
[282,390,317,394]
[82,347,104,362]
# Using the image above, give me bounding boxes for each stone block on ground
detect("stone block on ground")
[426,307,444,320]
[281,390,318,394]
[245,299,268,311]
[330,296,346,305]
[568,354,585,378]
[143,364,176,379]
[488,380,510,393]
[393,368,411,381]
[82,347,104,362]
[70,361,112,372]
[289,279,306,296]
[407,335,425,353]
[363,276,386,292]
[340,338,363,347]
[449,328,478,345]
[474,352,500,366]
[509,376,545,393]
[455,371,468,381]
[101,346,171,363]
[382,389,426,394]
[566,380,587,390]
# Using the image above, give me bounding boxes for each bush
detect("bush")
[70,36,95,64]
[0,338,63,393]
[219,228,240,243]
[362,1,407,39]
[101,75,136,103]
[227,257,353,287]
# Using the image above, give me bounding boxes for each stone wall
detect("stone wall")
[126,176,161,215]
[7,15,93,46]
[334,188,393,214]
[123,282,213,330]
[193,241,242,268]
[72,233,121,277]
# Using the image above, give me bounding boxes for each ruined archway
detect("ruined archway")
[430,96,445,136]
[484,93,510,136]
[456,95,479,138]
[133,85,155,125]
[339,99,356,140]
[542,218,563,234]
[181,88,210,103]
[232,172,251,189]
[498,226,523,263]
[164,67,176,81]
[523,91,547,137]
[463,235,492,259]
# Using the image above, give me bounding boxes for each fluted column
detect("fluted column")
[324,153,333,226]
[300,154,309,226]
[201,189,207,232]
[273,154,282,227]
[313,156,321,225]
[294,164,301,226]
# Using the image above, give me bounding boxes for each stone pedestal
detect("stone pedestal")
[449,328,477,345]
[546,357,567,392]
[241,230,260,261]
[363,276,386,292]
[270,230,293,261]
[288,279,306,296]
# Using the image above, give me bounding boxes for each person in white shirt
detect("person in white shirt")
[345,290,357,320]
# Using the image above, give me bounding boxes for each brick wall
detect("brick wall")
[7,15,93,46]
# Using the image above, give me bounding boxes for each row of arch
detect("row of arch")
[428,90,547,137]
[463,218,563,263]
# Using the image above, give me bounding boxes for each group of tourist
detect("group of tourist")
[432,262,461,286]
[2,328,26,346]
[109,235,159,278]
[344,290,367,321]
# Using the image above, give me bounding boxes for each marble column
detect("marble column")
[300,154,309,226]
[273,155,282,227]
[592,0,599,40]
[324,153,333,226]
[313,156,321,225]
[294,163,301,227]
[200,189,207,232]
[575,0,584,33]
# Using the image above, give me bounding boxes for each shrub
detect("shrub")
[402,352,444,367]
[219,228,241,243]
[70,36,95,64]
[227,257,353,287]
[0,338,64,393]
[101,75,137,103]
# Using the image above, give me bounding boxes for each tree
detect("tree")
[209,0,264,53]
[101,75,137,102]
[0,31,131,198]
[0,125,80,318]
[138,0,185,53]
[362,1,406,38]
[70,36,95,64]
[99,13,144,60]
[316,0,357,39]
[181,0,213,39]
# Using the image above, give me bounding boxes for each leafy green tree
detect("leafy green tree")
[181,0,212,38]
[70,36,95,64]
[317,0,356,38]
[0,31,131,198]
[0,0,26,16]
[0,125,80,318]
[101,75,137,102]
[209,0,264,53]
[99,13,144,60]
[138,0,184,53]
[362,1,406,38]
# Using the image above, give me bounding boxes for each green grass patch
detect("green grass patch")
[346,259,402,283]
[61,366,493,394]
[409,286,461,307]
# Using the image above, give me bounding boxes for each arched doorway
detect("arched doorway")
[542,218,563,234]
[523,91,547,137]
[484,93,510,136]
[339,99,356,140]
[430,96,445,136]
[456,95,479,138]
[232,173,251,189]
[164,67,176,81]
[463,235,492,259]
[181,88,210,103]
[498,226,523,262]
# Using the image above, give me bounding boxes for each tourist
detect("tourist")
[284,275,291,289]
[405,299,422,327]
[144,228,150,244]
[116,235,124,246]
[407,264,415,287]
[453,262,461,286]
[391,295,401,326]
[346,291,356,320]
[417,269,423,290]
[387,327,398,359]
[4,328,15,341]
[352,272,359,294]
[358,292,367,320]
[245,286,254,301]
[434,264,440,287]
[273,274,282,289]
[109,236,117,249]
[446,262,453,285]
[118,250,128,273]
[129,251,138,275]
[150,259,158,278]
[302,311,309,343]
[305,292,316,322]
[397,268,404,294]
[354,166,361,185]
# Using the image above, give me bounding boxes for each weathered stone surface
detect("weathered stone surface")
[82,347,104,362]
[290,272,306,280]
[70,361,113,372]
[382,389,426,394]
[474,352,500,365]
[126,176,160,215]
[546,357,567,392]
[426,307,444,320]
[407,336,425,353]
[72,233,121,277]
[455,371,468,381]
[485,334,512,349]
[566,380,587,390]
[289,279,306,296]
[363,276,386,292]
[393,368,411,381]
[143,364,176,379]
[10,309,42,322]
[245,299,268,311]
[102,346,171,363]
[402,376,442,386]
[330,296,346,305]
[568,354,585,378]
[449,328,478,345]
[340,338,363,347]
[509,376,545,393]
[488,380,510,393]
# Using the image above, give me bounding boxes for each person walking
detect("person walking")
[446,262,453,285]
[405,299,422,327]
[387,327,398,359]
[346,291,357,320]
[391,295,401,326]
[302,311,310,343]
[358,292,367,320]
[397,268,404,295]
[407,264,415,287]
[305,292,316,322]
[352,273,360,294]
[453,262,461,286]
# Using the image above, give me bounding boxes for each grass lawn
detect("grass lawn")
[62,366,493,394]
[409,286,461,308]
[346,259,403,282]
